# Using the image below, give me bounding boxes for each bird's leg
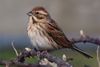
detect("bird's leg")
[41,50,48,54]
[36,51,41,61]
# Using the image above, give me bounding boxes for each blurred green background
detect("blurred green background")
[0,0,100,67]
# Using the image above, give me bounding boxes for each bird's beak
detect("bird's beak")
[27,11,33,16]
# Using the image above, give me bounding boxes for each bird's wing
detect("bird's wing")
[44,19,93,58]
[45,19,72,48]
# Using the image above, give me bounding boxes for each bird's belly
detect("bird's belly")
[28,25,58,50]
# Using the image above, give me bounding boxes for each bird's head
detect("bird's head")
[27,7,50,23]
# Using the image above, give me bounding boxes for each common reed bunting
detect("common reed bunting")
[27,6,92,58]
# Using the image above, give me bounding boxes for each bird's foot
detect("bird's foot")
[41,50,48,55]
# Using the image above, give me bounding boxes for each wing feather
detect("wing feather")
[45,19,72,48]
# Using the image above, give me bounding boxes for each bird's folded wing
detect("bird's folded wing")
[45,19,72,48]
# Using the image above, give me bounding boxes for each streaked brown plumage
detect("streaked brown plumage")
[27,6,92,58]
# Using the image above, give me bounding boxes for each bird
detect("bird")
[27,6,92,58]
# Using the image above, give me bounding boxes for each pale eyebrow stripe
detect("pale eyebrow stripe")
[37,11,47,15]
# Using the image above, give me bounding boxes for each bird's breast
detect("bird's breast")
[27,23,58,50]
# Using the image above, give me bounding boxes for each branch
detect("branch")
[0,60,49,67]
[71,36,100,45]
[16,49,72,67]
[0,49,72,67]
[71,30,100,45]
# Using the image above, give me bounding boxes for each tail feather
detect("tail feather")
[72,46,93,58]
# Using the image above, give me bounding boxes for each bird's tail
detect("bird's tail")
[72,46,93,58]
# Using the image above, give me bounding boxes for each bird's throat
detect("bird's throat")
[29,16,37,24]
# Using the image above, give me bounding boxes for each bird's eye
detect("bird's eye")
[36,12,39,14]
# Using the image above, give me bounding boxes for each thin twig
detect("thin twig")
[11,41,19,56]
